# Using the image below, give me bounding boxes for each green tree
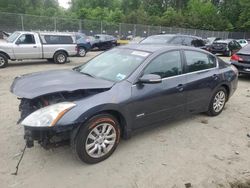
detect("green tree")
[237,0,250,31]
[161,7,185,27]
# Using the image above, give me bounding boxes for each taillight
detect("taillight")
[231,65,239,75]
[230,54,243,61]
[75,46,78,52]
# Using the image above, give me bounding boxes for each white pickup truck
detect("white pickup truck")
[0,31,78,68]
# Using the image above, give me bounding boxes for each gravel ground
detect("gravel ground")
[0,53,250,188]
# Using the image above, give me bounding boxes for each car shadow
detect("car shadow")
[7,60,55,67]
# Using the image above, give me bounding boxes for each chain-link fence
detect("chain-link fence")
[0,12,248,39]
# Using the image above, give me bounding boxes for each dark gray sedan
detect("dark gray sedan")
[11,44,238,164]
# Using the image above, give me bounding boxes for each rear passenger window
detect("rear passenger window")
[144,51,182,78]
[184,51,216,73]
[42,35,73,44]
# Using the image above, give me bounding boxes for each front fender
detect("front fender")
[57,84,131,125]
[0,49,14,59]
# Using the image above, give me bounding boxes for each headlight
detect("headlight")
[21,102,76,127]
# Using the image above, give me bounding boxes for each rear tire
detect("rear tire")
[72,114,120,164]
[54,51,68,64]
[0,53,8,68]
[207,87,227,116]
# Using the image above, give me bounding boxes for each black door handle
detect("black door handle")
[176,84,184,92]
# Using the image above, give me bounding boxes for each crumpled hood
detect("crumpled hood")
[10,69,114,99]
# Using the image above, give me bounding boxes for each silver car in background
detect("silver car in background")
[0,31,77,68]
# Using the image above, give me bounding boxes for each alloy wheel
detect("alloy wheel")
[213,91,226,113]
[0,57,5,66]
[85,123,117,158]
[57,54,66,63]
[79,48,86,57]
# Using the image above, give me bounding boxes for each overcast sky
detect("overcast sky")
[58,0,71,9]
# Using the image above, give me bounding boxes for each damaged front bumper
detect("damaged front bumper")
[23,125,76,149]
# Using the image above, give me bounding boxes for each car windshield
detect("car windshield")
[6,32,20,43]
[74,48,150,82]
[141,35,173,44]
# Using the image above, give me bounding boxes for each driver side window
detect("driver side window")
[17,34,35,44]
[144,51,182,79]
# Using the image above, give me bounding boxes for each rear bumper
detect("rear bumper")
[231,61,250,74]
[211,49,227,53]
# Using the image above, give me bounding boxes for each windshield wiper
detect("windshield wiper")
[80,72,95,78]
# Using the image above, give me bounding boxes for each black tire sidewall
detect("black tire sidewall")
[0,54,8,68]
[54,51,67,64]
[74,114,120,164]
[208,87,227,116]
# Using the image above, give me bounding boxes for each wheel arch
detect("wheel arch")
[73,106,130,140]
[78,44,87,50]
[100,109,128,139]
[219,84,230,101]
[0,51,10,59]
[54,49,69,57]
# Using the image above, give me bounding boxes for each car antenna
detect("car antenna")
[11,144,27,175]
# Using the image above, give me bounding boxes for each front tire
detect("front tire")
[207,87,227,116]
[0,54,8,68]
[54,51,68,64]
[78,47,87,57]
[73,114,120,164]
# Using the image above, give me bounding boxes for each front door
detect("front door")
[13,34,40,59]
[129,50,187,129]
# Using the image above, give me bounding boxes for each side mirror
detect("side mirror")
[15,40,20,45]
[138,74,162,84]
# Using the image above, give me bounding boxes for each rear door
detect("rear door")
[13,34,41,59]
[183,50,219,113]
[130,50,187,129]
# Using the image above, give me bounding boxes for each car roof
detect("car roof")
[95,34,112,37]
[14,31,74,36]
[118,44,206,53]
[148,34,202,39]
[214,39,233,43]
